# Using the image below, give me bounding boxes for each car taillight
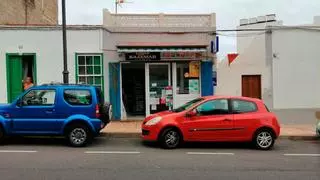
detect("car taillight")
[95,105,101,118]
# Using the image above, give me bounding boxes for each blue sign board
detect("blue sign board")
[210,36,219,53]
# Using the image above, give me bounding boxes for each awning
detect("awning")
[117,47,207,53]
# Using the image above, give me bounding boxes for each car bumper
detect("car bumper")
[141,124,161,141]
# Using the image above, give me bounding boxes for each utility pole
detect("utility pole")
[115,0,118,14]
[62,0,69,84]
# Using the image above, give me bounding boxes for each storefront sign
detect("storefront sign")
[161,52,204,60]
[125,52,161,61]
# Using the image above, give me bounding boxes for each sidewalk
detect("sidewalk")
[101,121,318,140]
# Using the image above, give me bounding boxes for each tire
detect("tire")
[253,129,275,150]
[100,103,112,123]
[65,123,93,147]
[159,128,182,149]
[0,126,5,144]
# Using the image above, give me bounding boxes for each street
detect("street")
[0,137,319,180]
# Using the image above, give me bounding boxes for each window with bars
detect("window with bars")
[76,54,103,91]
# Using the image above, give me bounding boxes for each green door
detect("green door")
[7,55,23,103]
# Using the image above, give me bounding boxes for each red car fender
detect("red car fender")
[157,121,184,140]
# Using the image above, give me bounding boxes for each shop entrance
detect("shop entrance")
[6,54,36,103]
[146,63,171,116]
[121,63,146,116]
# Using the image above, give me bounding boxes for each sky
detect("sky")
[58,0,320,59]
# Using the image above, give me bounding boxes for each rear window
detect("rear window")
[64,90,92,105]
[231,99,257,113]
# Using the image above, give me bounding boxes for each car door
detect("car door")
[183,99,234,141]
[11,89,59,133]
[230,99,259,141]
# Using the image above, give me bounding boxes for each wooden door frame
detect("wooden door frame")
[6,53,37,103]
[241,74,261,99]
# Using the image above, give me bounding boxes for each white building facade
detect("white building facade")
[216,15,320,123]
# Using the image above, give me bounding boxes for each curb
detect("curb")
[279,135,319,141]
[100,132,319,140]
[100,132,140,138]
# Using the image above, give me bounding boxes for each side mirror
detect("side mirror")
[186,109,197,118]
[16,98,23,107]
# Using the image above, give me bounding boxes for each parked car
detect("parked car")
[0,83,112,147]
[142,96,280,150]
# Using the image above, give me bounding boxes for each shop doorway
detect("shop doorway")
[121,63,146,116]
[6,54,36,103]
[242,75,261,99]
[146,63,171,116]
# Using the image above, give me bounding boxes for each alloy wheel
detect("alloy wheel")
[256,131,273,149]
[70,128,87,146]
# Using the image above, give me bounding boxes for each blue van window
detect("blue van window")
[23,90,56,106]
[64,90,92,105]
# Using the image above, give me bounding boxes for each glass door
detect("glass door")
[146,63,171,116]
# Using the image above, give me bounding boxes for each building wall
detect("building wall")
[0,28,102,103]
[0,0,58,25]
[216,21,280,108]
[272,29,320,109]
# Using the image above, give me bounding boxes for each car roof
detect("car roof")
[33,83,95,89]
[203,95,263,103]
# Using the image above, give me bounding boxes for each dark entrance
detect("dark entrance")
[121,63,146,116]
[6,54,36,102]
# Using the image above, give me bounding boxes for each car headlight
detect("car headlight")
[145,116,162,126]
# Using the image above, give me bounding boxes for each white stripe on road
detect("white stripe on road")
[85,151,141,154]
[187,152,234,155]
[284,154,320,157]
[0,150,37,153]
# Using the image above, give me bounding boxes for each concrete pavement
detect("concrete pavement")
[0,138,319,180]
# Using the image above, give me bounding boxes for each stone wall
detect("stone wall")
[0,0,58,25]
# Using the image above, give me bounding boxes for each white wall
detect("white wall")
[216,30,272,107]
[215,20,282,108]
[0,28,103,103]
[272,29,320,109]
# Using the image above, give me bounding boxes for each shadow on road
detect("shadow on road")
[142,140,255,150]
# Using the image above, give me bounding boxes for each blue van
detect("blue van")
[0,84,111,147]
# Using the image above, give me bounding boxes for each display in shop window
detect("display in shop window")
[189,79,200,94]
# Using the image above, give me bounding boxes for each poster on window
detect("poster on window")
[189,79,199,94]
[189,61,200,78]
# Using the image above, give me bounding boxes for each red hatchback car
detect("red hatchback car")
[142,96,280,150]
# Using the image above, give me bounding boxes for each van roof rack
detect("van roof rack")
[41,82,91,86]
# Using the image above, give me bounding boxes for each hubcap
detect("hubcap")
[165,131,179,147]
[70,128,87,145]
[257,131,273,148]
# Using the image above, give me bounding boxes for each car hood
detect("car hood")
[144,110,178,121]
[0,104,10,110]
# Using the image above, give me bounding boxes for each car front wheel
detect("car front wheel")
[253,129,275,150]
[66,124,92,147]
[159,128,182,149]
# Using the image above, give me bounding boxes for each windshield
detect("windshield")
[172,98,204,112]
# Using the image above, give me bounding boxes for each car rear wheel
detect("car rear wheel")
[66,123,92,147]
[159,128,182,149]
[0,126,5,144]
[253,129,275,150]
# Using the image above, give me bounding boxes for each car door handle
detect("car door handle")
[223,118,232,121]
[45,110,55,113]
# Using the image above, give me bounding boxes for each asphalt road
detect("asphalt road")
[0,137,319,180]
